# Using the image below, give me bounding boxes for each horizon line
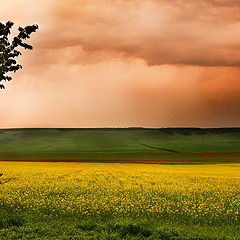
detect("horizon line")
[0,127,240,130]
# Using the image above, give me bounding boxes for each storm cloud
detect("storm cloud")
[30,0,240,67]
[0,0,240,128]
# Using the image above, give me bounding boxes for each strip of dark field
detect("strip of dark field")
[0,152,239,164]
[200,153,240,155]
[0,156,240,164]
[1,159,240,165]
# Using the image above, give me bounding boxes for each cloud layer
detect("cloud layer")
[32,0,240,67]
[0,0,239,128]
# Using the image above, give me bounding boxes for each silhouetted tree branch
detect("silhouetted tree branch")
[0,21,38,89]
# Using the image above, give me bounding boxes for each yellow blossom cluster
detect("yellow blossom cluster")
[0,162,239,225]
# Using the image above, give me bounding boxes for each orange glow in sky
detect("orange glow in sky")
[0,0,240,128]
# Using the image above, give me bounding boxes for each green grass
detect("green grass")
[0,128,240,163]
[1,214,240,239]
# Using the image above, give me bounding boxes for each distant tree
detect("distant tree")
[0,21,38,89]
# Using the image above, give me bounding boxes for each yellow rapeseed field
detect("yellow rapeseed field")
[0,162,240,225]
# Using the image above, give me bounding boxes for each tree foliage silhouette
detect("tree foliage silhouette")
[0,21,38,89]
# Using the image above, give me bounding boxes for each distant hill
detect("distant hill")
[0,128,239,163]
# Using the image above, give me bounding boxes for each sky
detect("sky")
[0,0,240,128]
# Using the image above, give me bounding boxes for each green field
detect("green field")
[1,128,240,239]
[0,128,240,163]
